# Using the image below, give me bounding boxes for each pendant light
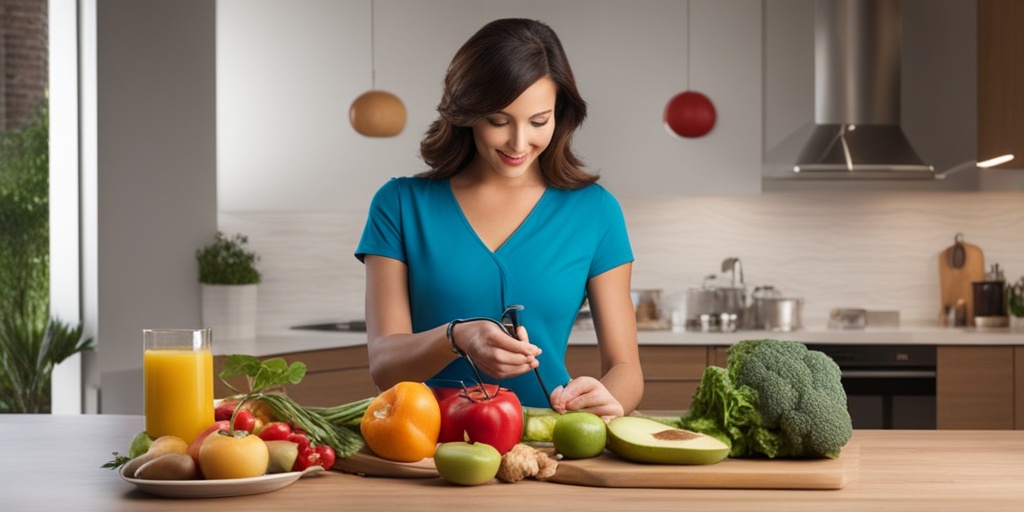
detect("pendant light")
[349,0,406,137]
[664,0,716,139]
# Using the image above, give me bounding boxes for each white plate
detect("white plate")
[121,467,323,498]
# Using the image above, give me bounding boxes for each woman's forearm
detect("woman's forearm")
[366,324,457,391]
[601,361,645,415]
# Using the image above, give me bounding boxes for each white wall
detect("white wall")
[50,0,83,414]
[85,0,218,413]
[216,0,1024,337]
[221,190,1024,334]
[216,0,763,215]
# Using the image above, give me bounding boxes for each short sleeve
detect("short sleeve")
[355,178,406,263]
[588,187,634,278]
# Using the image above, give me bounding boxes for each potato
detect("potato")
[121,435,189,478]
[133,453,198,480]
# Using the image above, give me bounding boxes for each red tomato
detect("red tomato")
[314,445,336,470]
[214,400,238,422]
[291,443,335,471]
[256,421,292,441]
[287,432,310,452]
[232,409,256,433]
[434,383,523,455]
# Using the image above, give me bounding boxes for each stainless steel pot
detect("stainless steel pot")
[761,297,804,332]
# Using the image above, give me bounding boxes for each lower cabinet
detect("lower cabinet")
[216,343,1024,429]
[936,345,1020,430]
[565,345,708,412]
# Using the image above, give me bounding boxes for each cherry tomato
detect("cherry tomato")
[256,421,292,442]
[292,444,319,471]
[291,443,336,471]
[232,409,256,433]
[287,432,310,452]
[214,400,238,422]
[315,445,336,470]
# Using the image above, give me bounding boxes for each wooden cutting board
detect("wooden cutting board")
[549,445,855,490]
[938,233,985,326]
[333,444,856,490]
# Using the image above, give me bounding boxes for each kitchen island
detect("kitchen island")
[2,414,1022,511]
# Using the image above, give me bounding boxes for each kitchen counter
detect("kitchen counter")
[225,325,1024,358]
[3,414,1023,511]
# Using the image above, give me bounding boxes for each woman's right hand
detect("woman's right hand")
[451,320,541,379]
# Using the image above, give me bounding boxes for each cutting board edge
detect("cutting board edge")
[547,442,857,490]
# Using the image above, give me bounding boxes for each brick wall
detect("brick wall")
[1,0,48,131]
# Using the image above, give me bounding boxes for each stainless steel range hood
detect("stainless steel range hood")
[793,0,935,180]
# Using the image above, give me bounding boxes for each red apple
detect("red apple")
[187,420,230,467]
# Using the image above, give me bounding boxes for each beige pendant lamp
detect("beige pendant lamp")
[664,0,716,139]
[349,0,406,137]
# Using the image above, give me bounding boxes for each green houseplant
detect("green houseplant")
[0,99,93,413]
[1009,277,1024,332]
[196,231,262,285]
[196,232,261,341]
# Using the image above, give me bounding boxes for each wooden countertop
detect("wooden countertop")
[3,414,1023,511]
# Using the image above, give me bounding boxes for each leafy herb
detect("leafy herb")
[219,354,306,395]
[101,452,130,470]
[218,354,368,458]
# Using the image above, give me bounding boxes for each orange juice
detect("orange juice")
[143,348,214,444]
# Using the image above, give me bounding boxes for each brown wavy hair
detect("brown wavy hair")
[417,18,597,189]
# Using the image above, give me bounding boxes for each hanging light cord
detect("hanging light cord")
[370,0,377,90]
[686,0,691,90]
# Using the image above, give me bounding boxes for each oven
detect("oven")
[806,344,936,429]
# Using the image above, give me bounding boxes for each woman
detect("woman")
[356,18,642,418]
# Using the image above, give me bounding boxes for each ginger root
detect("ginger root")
[496,443,558,483]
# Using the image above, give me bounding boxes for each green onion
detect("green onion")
[249,393,372,458]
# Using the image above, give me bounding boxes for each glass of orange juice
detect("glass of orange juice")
[143,328,214,444]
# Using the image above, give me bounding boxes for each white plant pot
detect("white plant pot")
[1011,315,1024,332]
[201,284,258,342]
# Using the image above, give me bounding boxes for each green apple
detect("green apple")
[433,442,501,486]
[552,411,607,459]
[606,416,729,465]
[265,440,300,473]
[128,431,154,459]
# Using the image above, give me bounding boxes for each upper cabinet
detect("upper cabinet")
[978,0,1023,169]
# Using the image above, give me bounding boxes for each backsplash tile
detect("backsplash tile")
[221,190,1024,334]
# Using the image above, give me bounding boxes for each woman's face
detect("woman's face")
[469,77,557,180]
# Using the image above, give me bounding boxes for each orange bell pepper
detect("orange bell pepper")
[360,382,441,462]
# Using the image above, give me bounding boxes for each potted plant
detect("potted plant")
[1008,277,1024,332]
[0,98,93,413]
[196,231,261,341]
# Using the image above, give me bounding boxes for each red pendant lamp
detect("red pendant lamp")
[664,0,716,139]
[350,0,406,137]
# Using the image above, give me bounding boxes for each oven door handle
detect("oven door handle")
[841,370,936,379]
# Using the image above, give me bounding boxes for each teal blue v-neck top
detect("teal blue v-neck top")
[355,177,633,407]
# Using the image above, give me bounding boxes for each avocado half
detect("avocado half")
[606,417,729,465]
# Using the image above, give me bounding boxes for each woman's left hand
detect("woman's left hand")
[548,376,624,419]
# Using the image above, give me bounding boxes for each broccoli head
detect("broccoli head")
[680,339,852,459]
